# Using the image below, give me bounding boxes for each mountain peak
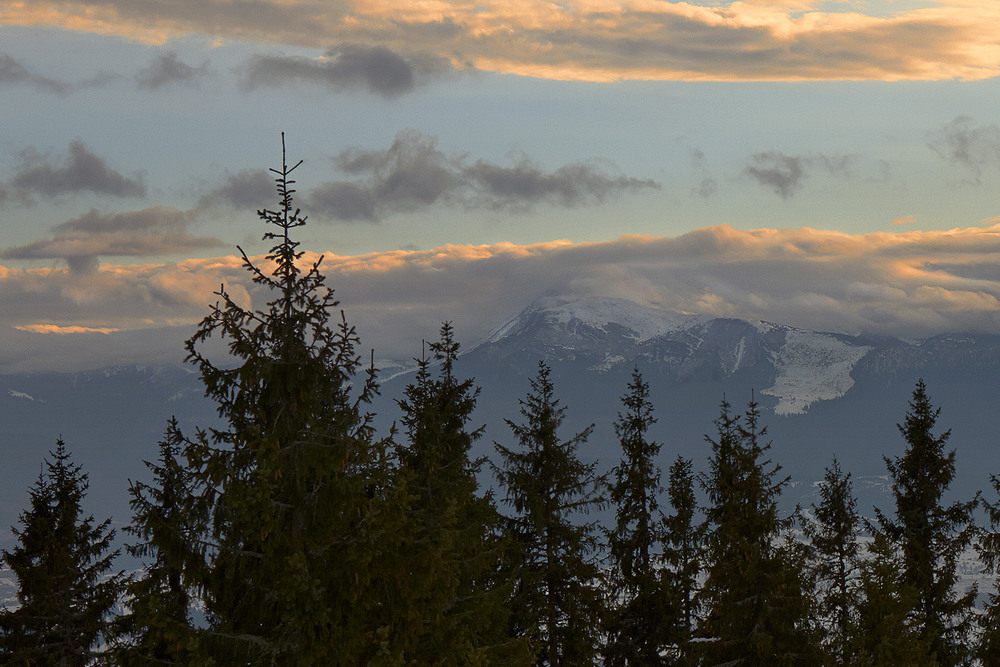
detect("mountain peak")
[485,296,704,345]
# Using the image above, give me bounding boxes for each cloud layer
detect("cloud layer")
[6,140,145,202]
[309,130,659,220]
[1,207,223,272]
[4,224,1000,372]
[3,0,999,81]
[241,44,452,97]
[744,152,857,199]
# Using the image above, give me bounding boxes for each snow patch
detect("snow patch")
[762,331,870,416]
[7,390,37,402]
[588,354,626,373]
[487,296,703,344]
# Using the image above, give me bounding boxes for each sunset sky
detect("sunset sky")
[2,0,1000,372]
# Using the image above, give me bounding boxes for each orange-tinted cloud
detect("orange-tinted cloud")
[2,0,998,81]
[14,323,119,334]
[5,223,1000,372]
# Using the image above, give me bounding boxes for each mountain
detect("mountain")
[2,296,999,552]
[373,296,1000,512]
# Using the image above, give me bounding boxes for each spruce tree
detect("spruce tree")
[183,135,397,663]
[391,323,528,664]
[114,418,206,665]
[873,379,977,666]
[697,397,816,666]
[0,439,125,665]
[974,474,1000,666]
[851,532,932,666]
[803,458,859,664]
[662,455,702,666]
[604,368,668,666]
[495,361,606,665]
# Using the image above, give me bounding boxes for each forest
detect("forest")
[3,143,1000,666]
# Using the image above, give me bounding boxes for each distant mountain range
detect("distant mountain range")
[2,296,999,553]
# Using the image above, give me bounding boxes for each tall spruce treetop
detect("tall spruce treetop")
[804,458,859,665]
[495,360,606,666]
[184,135,394,664]
[662,455,702,666]
[389,323,525,664]
[873,379,977,667]
[698,397,816,666]
[604,367,668,666]
[114,418,205,666]
[0,439,125,665]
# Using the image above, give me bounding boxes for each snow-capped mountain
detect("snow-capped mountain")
[475,296,876,415]
[393,295,1000,509]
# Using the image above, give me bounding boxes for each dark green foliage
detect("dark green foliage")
[662,455,702,665]
[184,136,397,663]
[495,361,607,665]
[851,532,932,666]
[604,368,668,666]
[975,474,1000,666]
[804,458,859,664]
[390,323,529,664]
[114,418,205,665]
[697,398,817,667]
[0,439,125,665]
[873,379,977,666]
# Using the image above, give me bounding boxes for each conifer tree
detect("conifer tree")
[974,473,1000,666]
[184,135,397,663]
[0,439,125,665]
[495,361,606,665]
[662,455,702,666]
[391,323,528,664]
[114,418,205,665]
[697,398,817,666]
[851,532,932,666]
[804,458,859,664]
[604,368,668,666]
[873,379,977,666]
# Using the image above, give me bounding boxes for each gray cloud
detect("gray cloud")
[744,151,857,199]
[1,207,223,272]
[9,141,146,200]
[0,53,69,93]
[136,51,209,89]
[241,44,452,97]
[928,116,1000,175]
[309,130,659,221]
[198,169,274,209]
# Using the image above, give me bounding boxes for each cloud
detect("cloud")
[241,44,452,97]
[8,140,145,200]
[0,207,224,271]
[744,151,857,198]
[135,51,208,89]
[0,52,68,92]
[308,130,659,221]
[6,223,1000,372]
[15,323,119,334]
[4,1,1000,82]
[745,153,807,199]
[893,215,917,226]
[928,116,1000,175]
[198,169,274,210]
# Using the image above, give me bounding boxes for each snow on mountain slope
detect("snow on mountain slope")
[481,296,877,415]
[486,296,703,344]
[761,330,871,416]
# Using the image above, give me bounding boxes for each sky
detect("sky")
[1,0,1000,372]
